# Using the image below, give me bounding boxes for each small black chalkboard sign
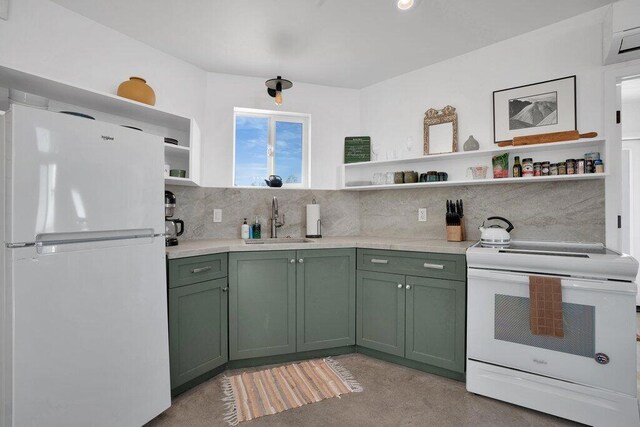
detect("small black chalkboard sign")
[344,136,371,164]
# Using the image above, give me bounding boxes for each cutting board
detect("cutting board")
[497,131,598,147]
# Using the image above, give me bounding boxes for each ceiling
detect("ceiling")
[51,0,615,89]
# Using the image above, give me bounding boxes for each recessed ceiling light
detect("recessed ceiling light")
[397,0,414,10]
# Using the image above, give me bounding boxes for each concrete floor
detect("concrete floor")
[147,354,578,427]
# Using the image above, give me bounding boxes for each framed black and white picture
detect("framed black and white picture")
[492,75,576,144]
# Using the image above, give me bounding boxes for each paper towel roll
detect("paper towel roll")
[306,203,322,237]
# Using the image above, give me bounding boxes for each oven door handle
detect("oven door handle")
[467,268,636,295]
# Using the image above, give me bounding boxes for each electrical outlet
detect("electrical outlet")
[418,208,427,222]
[213,209,222,223]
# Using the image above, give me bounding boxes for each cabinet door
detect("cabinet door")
[405,276,466,373]
[169,278,228,389]
[296,249,356,352]
[229,251,296,360]
[356,270,406,357]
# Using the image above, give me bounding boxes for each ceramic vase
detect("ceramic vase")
[117,77,156,106]
[463,135,480,151]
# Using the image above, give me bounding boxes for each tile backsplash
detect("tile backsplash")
[359,180,604,242]
[166,187,361,240]
[168,179,605,243]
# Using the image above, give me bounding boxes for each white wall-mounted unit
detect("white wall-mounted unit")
[0,65,202,186]
[603,0,640,65]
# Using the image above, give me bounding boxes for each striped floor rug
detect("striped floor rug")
[221,357,363,425]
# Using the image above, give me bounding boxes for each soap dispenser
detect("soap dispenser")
[253,216,261,239]
[241,218,250,239]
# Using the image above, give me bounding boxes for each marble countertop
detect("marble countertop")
[166,236,476,259]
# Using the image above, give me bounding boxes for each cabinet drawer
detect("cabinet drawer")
[168,253,228,288]
[357,249,465,281]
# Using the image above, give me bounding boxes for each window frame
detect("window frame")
[233,107,311,189]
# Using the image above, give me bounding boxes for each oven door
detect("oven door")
[467,268,637,396]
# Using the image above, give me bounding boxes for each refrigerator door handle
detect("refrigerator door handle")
[36,229,157,246]
[34,230,161,255]
[31,230,161,254]
[6,242,37,248]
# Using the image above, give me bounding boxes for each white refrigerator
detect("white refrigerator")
[1,105,171,426]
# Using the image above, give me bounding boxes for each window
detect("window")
[233,108,309,188]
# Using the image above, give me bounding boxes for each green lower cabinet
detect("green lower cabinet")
[296,249,356,352]
[229,251,297,360]
[169,277,228,390]
[405,276,466,373]
[356,270,406,357]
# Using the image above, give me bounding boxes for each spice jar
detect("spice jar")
[576,159,585,174]
[566,159,576,175]
[522,158,534,177]
[558,162,567,175]
[533,162,542,176]
[541,161,550,176]
[550,163,558,175]
[585,159,594,174]
[594,159,604,173]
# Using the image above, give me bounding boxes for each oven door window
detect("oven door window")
[494,295,595,357]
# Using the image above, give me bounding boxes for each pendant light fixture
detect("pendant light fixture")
[265,76,293,106]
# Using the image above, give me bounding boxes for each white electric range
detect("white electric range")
[466,240,639,427]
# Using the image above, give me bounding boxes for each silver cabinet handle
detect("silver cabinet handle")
[423,263,444,270]
[191,266,212,274]
[371,259,389,264]
[406,284,411,290]
[397,283,403,289]
[290,259,296,264]
[299,259,304,264]
[222,287,228,292]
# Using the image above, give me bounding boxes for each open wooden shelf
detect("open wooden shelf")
[164,143,190,156]
[344,138,605,170]
[342,138,607,191]
[343,173,608,191]
[165,176,198,186]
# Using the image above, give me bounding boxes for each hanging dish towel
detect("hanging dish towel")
[529,275,564,337]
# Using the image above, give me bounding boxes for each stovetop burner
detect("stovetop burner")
[468,240,638,282]
[497,241,617,255]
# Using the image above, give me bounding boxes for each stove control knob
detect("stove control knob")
[595,353,609,365]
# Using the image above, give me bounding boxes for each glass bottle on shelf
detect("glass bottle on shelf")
[512,156,522,178]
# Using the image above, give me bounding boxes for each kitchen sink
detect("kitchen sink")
[244,238,313,244]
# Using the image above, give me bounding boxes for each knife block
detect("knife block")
[446,218,466,242]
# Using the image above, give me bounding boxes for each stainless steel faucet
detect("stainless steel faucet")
[270,196,285,238]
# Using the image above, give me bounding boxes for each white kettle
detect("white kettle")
[479,216,514,248]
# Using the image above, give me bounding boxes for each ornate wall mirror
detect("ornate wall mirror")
[424,105,458,155]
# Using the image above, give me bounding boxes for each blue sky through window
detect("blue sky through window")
[234,116,268,186]
[235,114,305,186]
[275,121,303,184]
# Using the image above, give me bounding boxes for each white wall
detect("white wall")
[360,7,610,154]
[0,0,207,123]
[202,72,360,189]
